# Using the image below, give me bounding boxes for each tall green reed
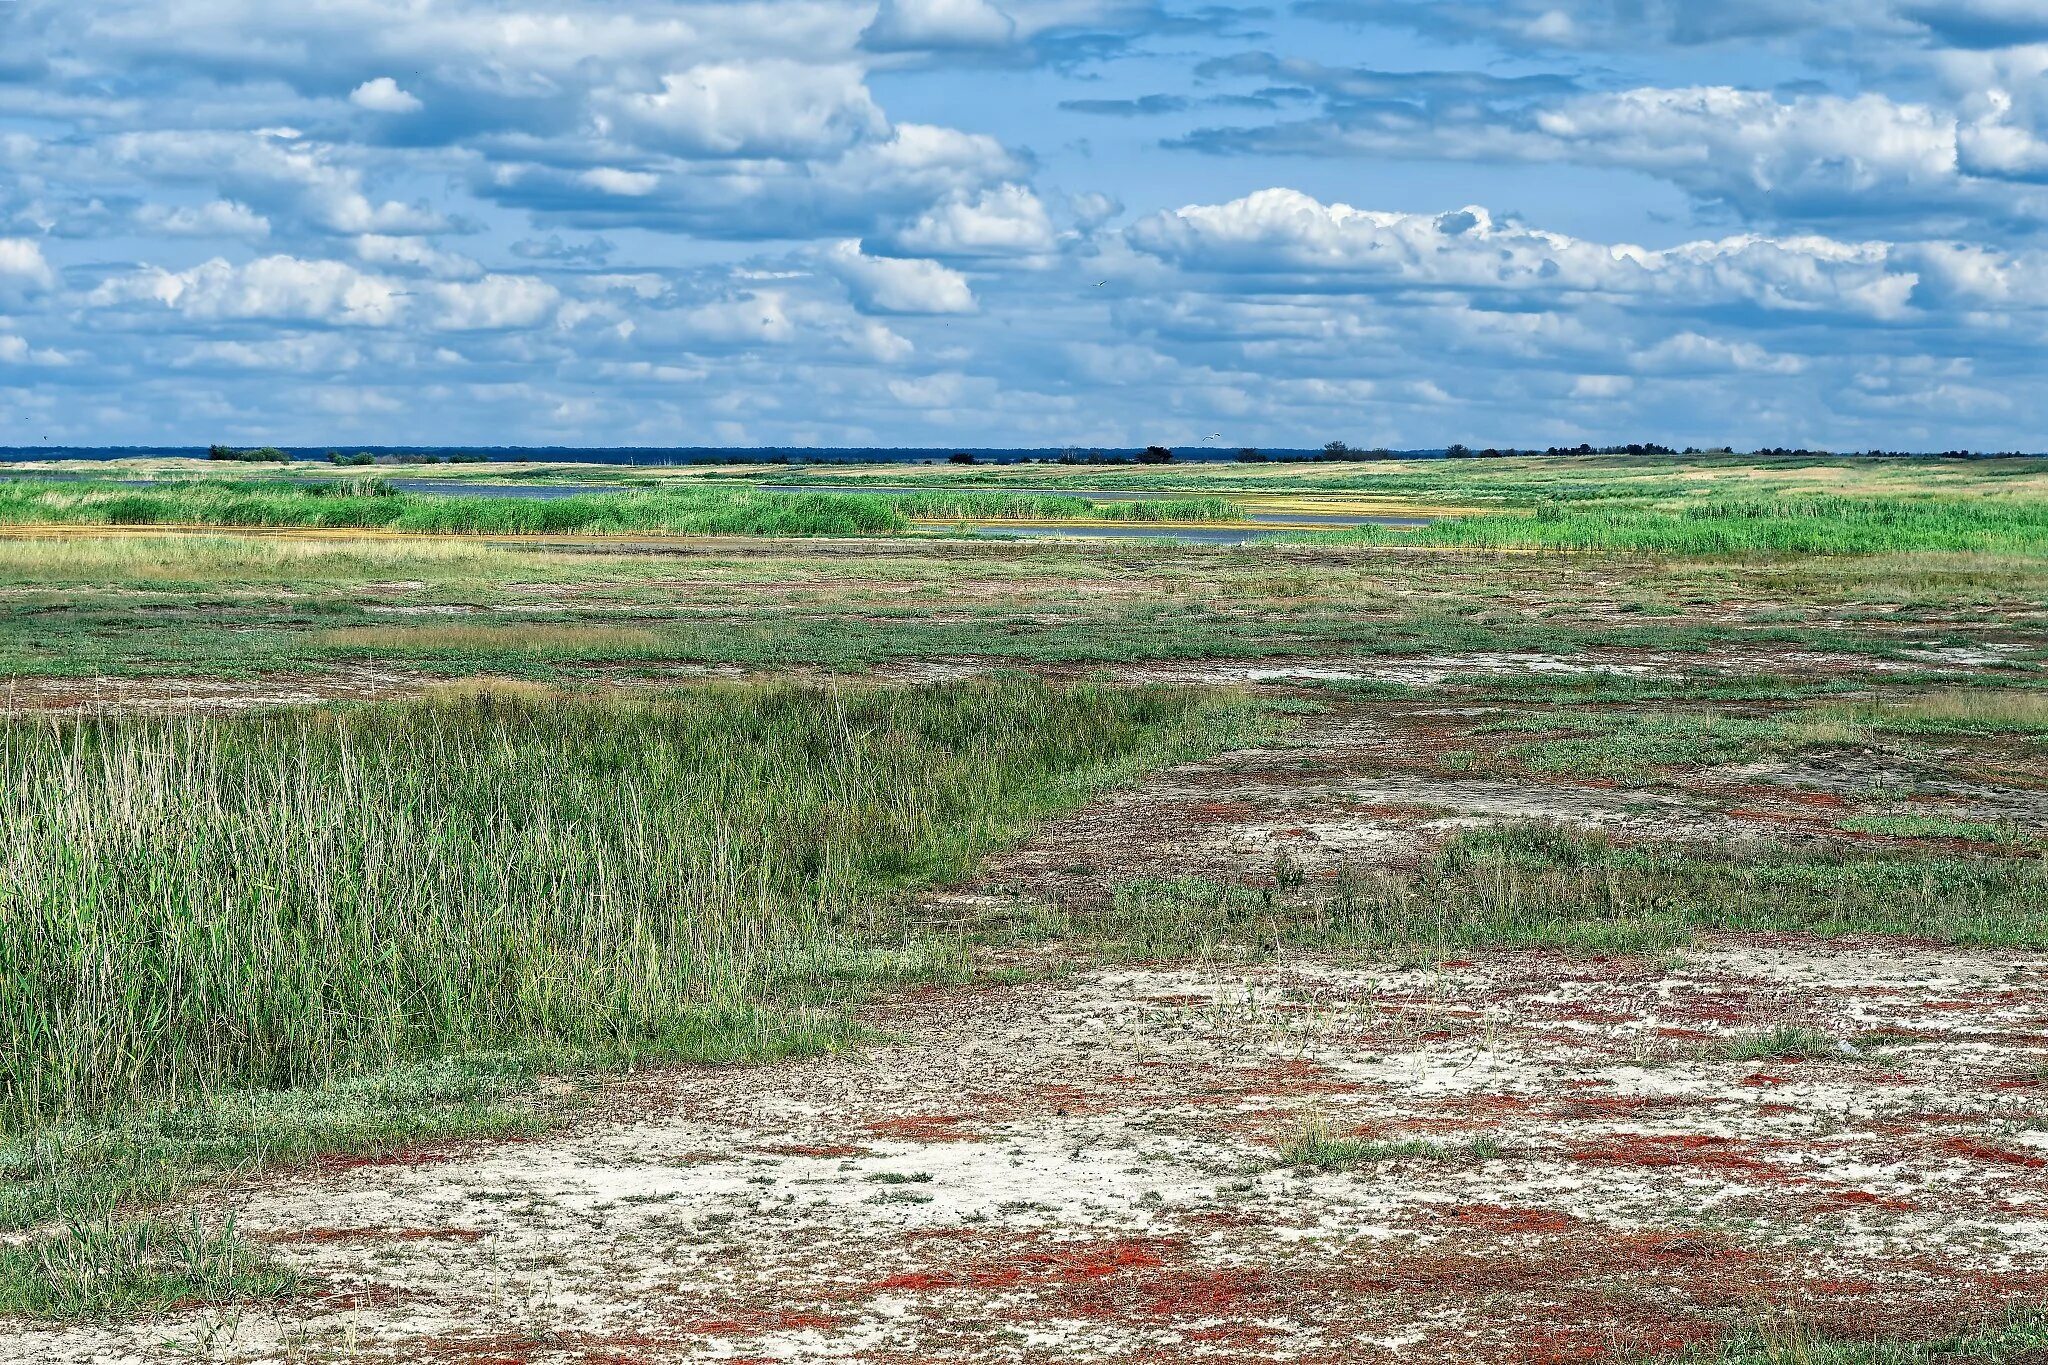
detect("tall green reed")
[0,678,1247,1127]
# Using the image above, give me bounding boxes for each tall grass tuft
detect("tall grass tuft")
[1302,496,2048,556]
[0,678,1256,1127]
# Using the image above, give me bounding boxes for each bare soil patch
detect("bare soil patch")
[14,941,2046,1364]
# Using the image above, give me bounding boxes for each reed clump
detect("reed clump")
[1305,496,2048,555]
[0,481,1243,537]
[0,677,1254,1128]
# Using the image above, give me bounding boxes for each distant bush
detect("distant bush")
[1236,448,1267,463]
[208,446,291,464]
[327,452,377,467]
[1138,445,1174,464]
[949,452,977,465]
[449,452,490,464]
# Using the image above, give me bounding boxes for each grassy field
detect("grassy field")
[9,525,2045,687]
[0,676,1263,1314]
[3,452,2046,1351]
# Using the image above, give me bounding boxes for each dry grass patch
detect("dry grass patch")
[1878,688,2048,731]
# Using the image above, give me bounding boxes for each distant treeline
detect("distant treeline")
[34,441,2048,468]
[1436,443,2044,461]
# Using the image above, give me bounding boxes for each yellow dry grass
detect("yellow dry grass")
[1885,688,2048,729]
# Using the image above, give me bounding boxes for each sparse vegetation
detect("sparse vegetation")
[0,1213,293,1322]
[1669,1316,2048,1363]
[1719,1027,1845,1062]
[1281,1110,1505,1171]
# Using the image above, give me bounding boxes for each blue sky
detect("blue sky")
[3,1,2047,450]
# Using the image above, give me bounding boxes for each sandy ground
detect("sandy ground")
[0,642,2029,717]
[15,941,2047,1365]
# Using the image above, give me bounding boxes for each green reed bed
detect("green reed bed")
[888,491,1237,521]
[0,480,1242,537]
[1298,497,2048,555]
[0,479,909,537]
[0,677,1259,1130]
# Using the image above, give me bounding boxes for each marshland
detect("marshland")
[2,450,2047,1363]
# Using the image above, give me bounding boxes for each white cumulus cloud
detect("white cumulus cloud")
[349,78,422,114]
[865,0,1020,51]
[825,240,978,313]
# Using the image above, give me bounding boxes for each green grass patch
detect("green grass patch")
[0,1213,294,1322]
[0,677,1266,1131]
[1301,497,2048,557]
[1060,824,2048,960]
[1718,1027,1845,1062]
[1280,1112,1505,1172]
[1838,815,2027,844]
[1667,1315,2048,1363]
[1486,709,1875,780]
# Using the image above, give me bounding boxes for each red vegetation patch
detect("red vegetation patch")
[1455,1092,1543,1118]
[1228,1058,1366,1099]
[1183,1323,1287,1346]
[1439,1203,1579,1235]
[1553,1006,1641,1025]
[1612,1231,1757,1267]
[1062,1265,1275,1322]
[866,1236,1178,1296]
[1942,1137,2047,1169]
[680,1310,840,1337]
[1568,1134,1791,1180]
[863,1114,976,1142]
[1817,1190,1917,1213]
